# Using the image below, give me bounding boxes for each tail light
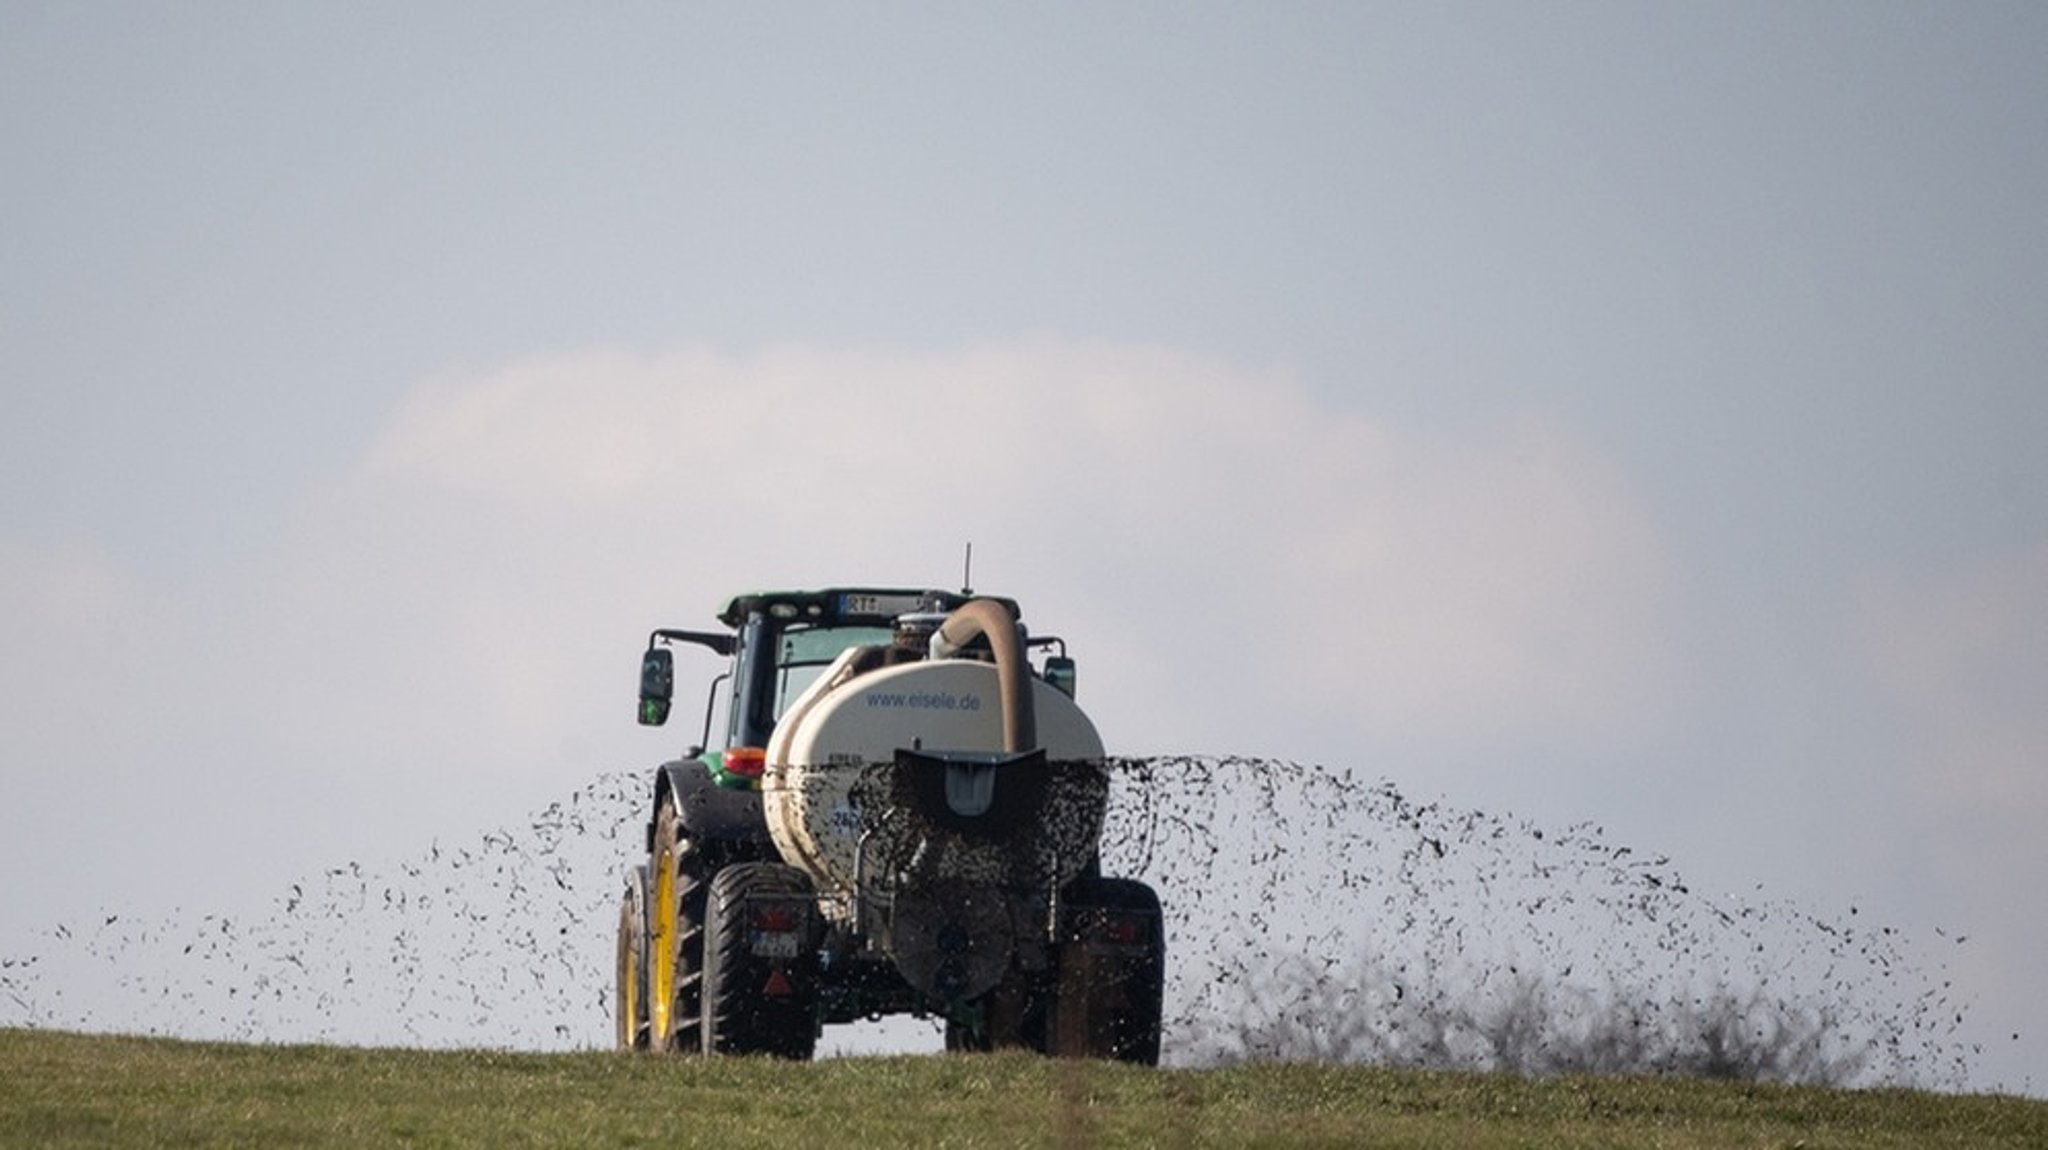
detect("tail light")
[748,899,805,960]
[722,746,767,779]
[752,904,799,933]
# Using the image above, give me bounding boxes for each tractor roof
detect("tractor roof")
[716,588,1020,630]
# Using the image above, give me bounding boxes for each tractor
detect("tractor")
[614,587,1165,1062]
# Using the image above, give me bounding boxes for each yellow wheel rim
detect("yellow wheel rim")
[623,936,641,1048]
[649,846,675,1045]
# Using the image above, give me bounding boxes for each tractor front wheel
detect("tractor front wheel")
[649,798,707,1054]
[614,864,649,1051]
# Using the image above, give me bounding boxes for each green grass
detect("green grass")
[1,1028,2041,1149]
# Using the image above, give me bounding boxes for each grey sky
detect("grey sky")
[4,4,2044,1090]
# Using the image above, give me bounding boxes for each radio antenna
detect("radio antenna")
[962,542,974,595]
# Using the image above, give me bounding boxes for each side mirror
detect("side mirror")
[1043,655,1077,699]
[638,647,674,726]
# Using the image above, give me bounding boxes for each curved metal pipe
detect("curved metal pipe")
[931,598,1036,752]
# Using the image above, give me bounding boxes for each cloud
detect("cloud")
[356,339,1681,755]
[0,339,1684,938]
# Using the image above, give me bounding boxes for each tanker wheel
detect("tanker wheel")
[1051,877,1165,1065]
[703,862,818,1060]
[614,864,650,1051]
[943,1016,986,1053]
[648,799,708,1054]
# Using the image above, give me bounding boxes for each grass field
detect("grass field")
[2,1028,2042,1149]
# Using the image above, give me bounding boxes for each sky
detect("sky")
[4,2,2045,1092]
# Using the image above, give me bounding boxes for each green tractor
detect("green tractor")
[615,588,1164,1062]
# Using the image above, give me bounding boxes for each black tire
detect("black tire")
[649,798,708,1054]
[615,864,650,1051]
[1051,877,1165,1065]
[703,862,819,1060]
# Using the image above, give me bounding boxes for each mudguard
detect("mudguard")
[650,757,772,852]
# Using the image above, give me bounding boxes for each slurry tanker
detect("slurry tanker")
[615,587,1164,1062]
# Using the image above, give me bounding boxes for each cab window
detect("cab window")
[758,624,892,734]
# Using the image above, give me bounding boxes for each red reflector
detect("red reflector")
[723,746,767,778]
[763,967,793,997]
[752,904,798,933]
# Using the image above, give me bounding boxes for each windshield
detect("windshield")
[727,618,900,749]
[770,624,892,722]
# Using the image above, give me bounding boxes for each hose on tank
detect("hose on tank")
[930,598,1036,752]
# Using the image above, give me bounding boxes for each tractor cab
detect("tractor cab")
[637,588,1068,788]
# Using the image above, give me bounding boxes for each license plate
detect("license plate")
[750,931,801,959]
[839,593,924,618]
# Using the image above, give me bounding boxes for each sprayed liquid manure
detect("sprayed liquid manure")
[0,758,1975,1088]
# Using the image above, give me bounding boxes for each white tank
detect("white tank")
[763,653,1107,905]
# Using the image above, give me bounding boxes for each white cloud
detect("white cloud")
[0,339,1684,938]
[355,339,1682,755]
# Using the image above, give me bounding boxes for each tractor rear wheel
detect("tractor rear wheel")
[649,799,708,1054]
[1051,877,1165,1065]
[703,862,818,1060]
[614,864,650,1051]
